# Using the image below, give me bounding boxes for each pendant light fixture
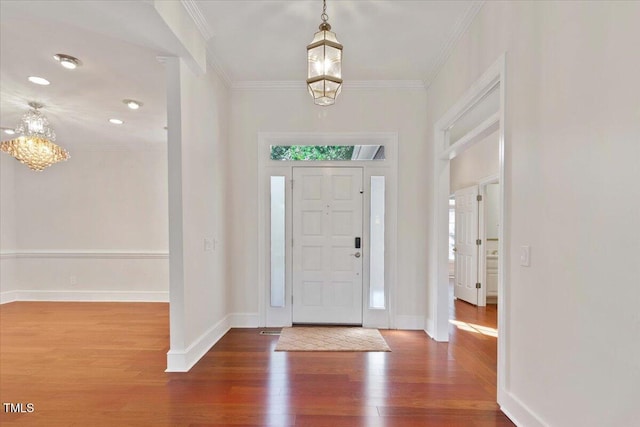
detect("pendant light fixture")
[307,0,343,106]
[0,102,70,171]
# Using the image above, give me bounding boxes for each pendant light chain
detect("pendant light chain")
[321,0,328,24]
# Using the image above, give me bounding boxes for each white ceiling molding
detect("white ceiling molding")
[345,81,426,90]
[178,0,233,89]
[232,81,306,91]
[57,143,168,152]
[180,0,214,41]
[424,0,485,88]
[155,0,207,74]
[206,46,233,88]
[232,80,426,91]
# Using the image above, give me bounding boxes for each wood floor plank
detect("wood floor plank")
[0,300,513,426]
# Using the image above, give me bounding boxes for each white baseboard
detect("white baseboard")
[227,312,260,328]
[424,317,435,339]
[394,315,425,330]
[166,312,260,372]
[0,290,19,304]
[500,389,548,427]
[0,290,169,304]
[166,314,231,372]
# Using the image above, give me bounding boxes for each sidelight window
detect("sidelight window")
[270,176,286,307]
[369,176,385,309]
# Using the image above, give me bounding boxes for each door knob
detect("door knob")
[351,252,361,258]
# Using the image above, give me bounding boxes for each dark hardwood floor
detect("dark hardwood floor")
[0,300,512,426]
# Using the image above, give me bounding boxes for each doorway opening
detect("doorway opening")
[450,155,500,308]
[431,54,507,404]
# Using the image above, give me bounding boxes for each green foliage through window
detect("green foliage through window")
[271,145,355,161]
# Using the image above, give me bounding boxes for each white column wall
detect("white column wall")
[165,57,231,371]
[179,61,230,347]
[425,1,640,425]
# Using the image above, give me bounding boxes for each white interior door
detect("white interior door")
[292,167,363,324]
[454,185,479,305]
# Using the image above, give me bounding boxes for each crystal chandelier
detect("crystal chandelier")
[0,102,70,171]
[307,0,343,106]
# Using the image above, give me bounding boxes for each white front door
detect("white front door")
[454,185,479,305]
[292,167,363,324]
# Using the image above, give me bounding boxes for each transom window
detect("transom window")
[270,145,385,161]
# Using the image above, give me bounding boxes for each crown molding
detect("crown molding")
[60,140,167,152]
[207,46,233,88]
[424,0,485,89]
[232,81,305,90]
[232,80,426,91]
[345,80,426,90]
[180,0,214,40]
[178,0,233,88]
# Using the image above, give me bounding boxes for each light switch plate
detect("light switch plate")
[520,245,530,267]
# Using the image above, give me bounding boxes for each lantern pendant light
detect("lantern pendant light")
[307,0,343,106]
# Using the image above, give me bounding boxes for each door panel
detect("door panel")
[454,185,479,305]
[293,167,363,324]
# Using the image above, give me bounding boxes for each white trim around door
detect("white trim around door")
[430,54,508,408]
[257,133,398,329]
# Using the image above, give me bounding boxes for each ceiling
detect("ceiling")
[197,0,481,83]
[0,0,482,151]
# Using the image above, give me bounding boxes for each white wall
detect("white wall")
[180,63,229,346]
[426,1,640,425]
[0,155,17,297]
[1,148,169,302]
[14,149,168,250]
[165,58,231,371]
[229,87,428,327]
[450,130,498,193]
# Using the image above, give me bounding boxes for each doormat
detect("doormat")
[275,327,391,352]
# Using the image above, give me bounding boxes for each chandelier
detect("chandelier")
[307,0,343,106]
[0,102,70,171]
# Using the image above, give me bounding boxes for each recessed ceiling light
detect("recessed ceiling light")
[109,119,124,125]
[1,127,15,135]
[53,53,81,70]
[28,76,50,85]
[123,99,143,110]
